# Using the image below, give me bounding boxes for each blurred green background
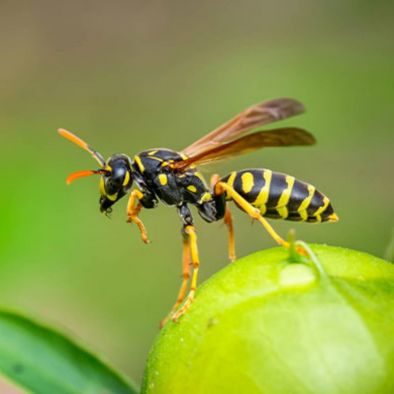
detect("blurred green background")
[1,0,393,383]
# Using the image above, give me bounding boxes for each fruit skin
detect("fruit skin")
[142,245,394,394]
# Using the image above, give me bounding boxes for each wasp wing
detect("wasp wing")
[173,127,315,170]
[182,98,305,157]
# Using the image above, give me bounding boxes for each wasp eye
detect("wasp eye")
[113,166,126,179]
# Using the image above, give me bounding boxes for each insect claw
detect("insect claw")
[142,236,151,244]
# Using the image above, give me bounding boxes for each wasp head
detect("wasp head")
[58,129,134,214]
[99,154,133,214]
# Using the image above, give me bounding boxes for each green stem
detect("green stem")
[295,240,328,281]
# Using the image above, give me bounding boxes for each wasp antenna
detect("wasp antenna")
[66,169,105,185]
[58,128,106,167]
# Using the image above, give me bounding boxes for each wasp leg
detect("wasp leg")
[224,207,236,262]
[210,174,236,262]
[160,233,191,328]
[215,182,308,256]
[126,189,150,244]
[215,182,291,248]
[172,224,200,322]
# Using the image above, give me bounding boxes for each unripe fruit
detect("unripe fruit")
[142,245,394,394]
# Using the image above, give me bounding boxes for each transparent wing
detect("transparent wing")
[173,127,315,170]
[182,98,305,157]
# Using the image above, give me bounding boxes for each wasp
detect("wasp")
[58,98,338,325]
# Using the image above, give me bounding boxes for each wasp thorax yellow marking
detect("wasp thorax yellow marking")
[194,171,207,186]
[199,192,212,203]
[123,171,130,186]
[194,171,209,187]
[134,155,145,173]
[187,185,197,193]
[148,150,158,156]
[159,174,168,186]
[195,172,204,181]
[241,172,254,194]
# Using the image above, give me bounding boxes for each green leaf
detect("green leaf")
[0,310,138,394]
[142,245,394,394]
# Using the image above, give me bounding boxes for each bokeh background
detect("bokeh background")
[1,0,393,384]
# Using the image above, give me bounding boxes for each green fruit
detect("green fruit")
[142,245,394,394]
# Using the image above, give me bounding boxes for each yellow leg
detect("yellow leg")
[160,236,191,328]
[216,182,289,247]
[172,225,200,322]
[224,207,236,261]
[126,190,150,244]
[210,174,236,262]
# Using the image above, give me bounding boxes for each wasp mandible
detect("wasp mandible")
[58,98,338,325]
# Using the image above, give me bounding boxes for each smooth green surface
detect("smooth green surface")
[0,310,137,394]
[142,245,394,394]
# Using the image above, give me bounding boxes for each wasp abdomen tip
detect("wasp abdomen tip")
[328,213,339,222]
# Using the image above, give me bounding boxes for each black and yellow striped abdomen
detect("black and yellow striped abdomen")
[220,169,338,223]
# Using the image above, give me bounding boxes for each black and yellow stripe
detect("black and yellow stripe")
[220,169,338,223]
